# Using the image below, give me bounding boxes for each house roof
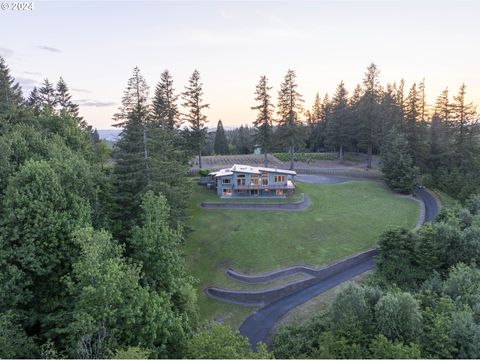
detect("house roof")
[209,164,297,177]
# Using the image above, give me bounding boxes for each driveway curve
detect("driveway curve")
[239,257,375,350]
[415,187,439,222]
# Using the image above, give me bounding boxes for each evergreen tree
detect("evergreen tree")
[213,119,228,154]
[358,63,381,168]
[182,70,209,168]
[450,83,477,169]
[38,79,57,110]
[251,75,274,165]
[0,56,23,114]
[377,84,403,148]
[276,69,304,170]
[55,77,86,127]
[152,70,180,130]
[404,82,428,168]
[26,87,41,114]
[305,92,324,152]
[325,81,351,160]
[380,128,417,193]
[112,67,151,241]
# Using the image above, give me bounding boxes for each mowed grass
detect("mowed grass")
[183,180,420,329]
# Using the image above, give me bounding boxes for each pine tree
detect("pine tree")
[381,128,418,194]
[349,85,362,152]
[182,70,209,169]
[251,75,274,165]
[451,84,478,170]
[404,82,428,168]
[377,84,403,148]
[55,77,88,128]
[358,63,381,168]
[26,87,41,114]
[276,69,304,170]
[38,79,57,110]
[0,56,23,115]
[112,67,151,241]
[152,70,180,130]
[213,119,228,154]
[325,81,351,161]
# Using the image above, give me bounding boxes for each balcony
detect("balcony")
[233,181,295,190]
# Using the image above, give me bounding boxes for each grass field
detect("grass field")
[183,181,420,329]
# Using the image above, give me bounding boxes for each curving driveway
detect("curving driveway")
[236,180,440,349]
[415,187,439,222]
[239,257,374,350]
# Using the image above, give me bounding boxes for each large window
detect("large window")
[262,172,268,185]
[274,175,286,183]
[250,175,259,186]
[237,174,246,186]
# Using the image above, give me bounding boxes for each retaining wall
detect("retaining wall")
[206,248,378,306]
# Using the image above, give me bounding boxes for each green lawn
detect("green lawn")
[183,181,420,329]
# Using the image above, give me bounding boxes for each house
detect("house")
[209,164,297,197]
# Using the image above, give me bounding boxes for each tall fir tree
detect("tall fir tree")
[358,63,381,168]
[450,84,478,170]
[349,85,363,152]
[213,119,228,155]
[0,56,23,115]
[182,70,209,169]
[251,75,274,165]
[38,79,57,110]
[276,69,304,170]
[152,70,180,130]
[112,67,151,241]
[55,77,88,129]
[404,82,428,169]
[325,81,351,161]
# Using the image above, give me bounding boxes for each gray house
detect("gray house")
[209,164,297,198]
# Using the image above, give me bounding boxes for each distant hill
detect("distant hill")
[97,129,122,144]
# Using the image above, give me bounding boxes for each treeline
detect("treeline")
[212,64,479,199]
[0,58,273,358]
[272,195,480,359]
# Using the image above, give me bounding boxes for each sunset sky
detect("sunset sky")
[1,1,479,129]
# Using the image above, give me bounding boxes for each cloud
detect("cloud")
[37,45,61,53]
[0,47,13,57]
[71,88,91,93]
[16,77,39,88]
[23,71,42,76]
[74,99,116,107]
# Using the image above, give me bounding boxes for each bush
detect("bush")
[198,169,210,176]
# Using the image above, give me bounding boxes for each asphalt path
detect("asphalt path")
[239,257,375,350]
[415,187,439,222]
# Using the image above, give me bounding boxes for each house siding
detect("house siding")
[214,168,295,197]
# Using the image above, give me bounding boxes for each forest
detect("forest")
[1,53,480,358]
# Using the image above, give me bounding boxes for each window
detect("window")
[251,176,259,186]
[274,175,286,183]
[222,178,231,184]
[223,189,232,196]
[262,172,268,185]
[276,188,284,196]
[237,174,246,186]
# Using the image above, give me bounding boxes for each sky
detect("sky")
[1,1,479,129]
